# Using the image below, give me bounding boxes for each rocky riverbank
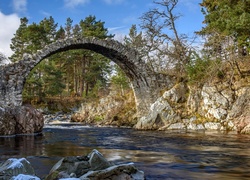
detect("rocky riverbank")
[0,149,144,180]
[69,80,250,134]
[136,81,250,133]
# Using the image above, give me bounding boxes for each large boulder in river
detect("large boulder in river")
[0,105,44,135]
[13,105,44,134]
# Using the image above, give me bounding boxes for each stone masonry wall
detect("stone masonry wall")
[0,37,172,118]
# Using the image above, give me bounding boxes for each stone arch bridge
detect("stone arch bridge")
[0,37,172,116]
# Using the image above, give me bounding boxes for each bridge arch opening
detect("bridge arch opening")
[23,48,128,105]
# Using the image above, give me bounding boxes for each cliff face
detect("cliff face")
[136,79,250,133]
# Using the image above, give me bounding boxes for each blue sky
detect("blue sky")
[0,0,204,57]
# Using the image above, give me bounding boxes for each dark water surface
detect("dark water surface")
[0,125,250,179]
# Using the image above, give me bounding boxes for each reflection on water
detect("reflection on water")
[0,125,250,179]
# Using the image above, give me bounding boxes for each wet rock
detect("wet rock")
[0,158,35,179]
[80,163,144,180]
[0,150,144,180]
[47,155,90,178]
[46,149,144,180]
[88,149,111,171]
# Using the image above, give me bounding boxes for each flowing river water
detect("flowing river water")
[0,124,250,179]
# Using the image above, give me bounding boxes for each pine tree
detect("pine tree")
[198,0,250,56]
[79,15,114,39]
[72,15,114,97]
[10,17,29,62]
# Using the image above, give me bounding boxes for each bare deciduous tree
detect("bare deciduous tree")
[139,0,193,75]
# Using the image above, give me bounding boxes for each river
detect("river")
[0,124,250,180]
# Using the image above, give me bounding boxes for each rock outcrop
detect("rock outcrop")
[0,105,44,135]
[136,81,250,133]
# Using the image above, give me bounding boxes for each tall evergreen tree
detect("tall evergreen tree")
[124,24,144,50]
[65,17,73,38]
[74,15,114,97]
[79,15,114,39]
[10,17,28,62]
[198,0,250,56]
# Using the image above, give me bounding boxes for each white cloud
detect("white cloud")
[108,26,125,32]
[108,26,129,42]
[64,0,90,9]
[40,10,51,17]
[103,0,124,5]
[12,0,27,14]
[0,11,20,57]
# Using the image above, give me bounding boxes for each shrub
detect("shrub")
[186,55,212,85]
[185,51,225,86]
